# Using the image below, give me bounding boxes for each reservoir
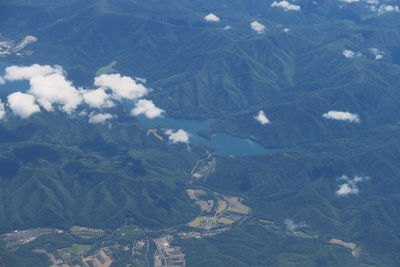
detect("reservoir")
[0,61,268,156]
[138,116,268,156]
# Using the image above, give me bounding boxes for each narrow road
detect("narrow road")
[137,226,150,267]
[190,151,212,176]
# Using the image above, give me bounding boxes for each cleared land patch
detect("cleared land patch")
[70,226,105,239]
[192,158,216,179]
[187,189,206,200]
[96,61,118,76]
[82,249,113,267]
[329,239,360,257]
[147,128,164,141]
[187,189,212,212]
[224,196,250,215]
[188,216,212,228]
[217,217,235,225]
[216,199,228,214]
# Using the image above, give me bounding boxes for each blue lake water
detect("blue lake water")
[0,60,269,156]
[138,116,269,156]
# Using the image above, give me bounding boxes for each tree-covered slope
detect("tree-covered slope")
[1,0,400,266]
[0,112,198,232]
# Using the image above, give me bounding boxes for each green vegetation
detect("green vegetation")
[0,112,198,232]
[0,225,149,266]
[1,0,400,266]
[70,244,92,255]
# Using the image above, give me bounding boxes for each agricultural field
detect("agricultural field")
[224,196,250,215]
[2,0,400,266]
[186,189,250,230]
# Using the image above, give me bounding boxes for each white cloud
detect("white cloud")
[2,64,160,122]
[28,72,82,113]
[7,92,40,118]
[322,110,360,123]
[271,1,301,11]
[88,113,113,124]
[204,13,220,22]
[3,64,82,113]
[224,25,232,30]
[0,76,5,85]
[336,175,368,196]
[135,77,147,83]
[254,110,270,125]
[81,88,115,109]
[376,4,399,15]
[342,49,362,58]
[369,48,384,60]
[0,100,5,119]
[131,99,165,119]
[94,73,148,100]
[165,129,189,144]
[284,219,308,232]
[368,2,400,14]
[283,28,290,32]
[4,64,63,81]
[78,110,88,117]
[339,0,360,3]
[251,21,266,34]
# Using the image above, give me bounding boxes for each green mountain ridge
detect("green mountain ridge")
[1,0,400,265]
[0,113,199,232]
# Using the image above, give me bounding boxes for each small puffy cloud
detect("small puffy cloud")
[342,49,362,58]
[3,64,82,113]
[336,183,356,195]
[204,13,220,22]
[283,28,290,32]
[368,2,399,14]
[251,21,266,34]
[4,64,63,81]
[81,88,115,109]
[78,110,88,117]
[271,1,301,11]
[0,100,5,119]
[94,73,148,100]
[2,64,161,123]
[284,219,308,232]
[322,110,360,123]
[7,92,40,118]
[0,76,5,85]
[131,99,165,119]
[224,25,232,30]
[88,113,113,124]
[135,77,147,83]
[375,4,399,15]
[336,175,368,196]
[369,48,384,60]
[254,110,270,125]
[165,129,189,144]
[28,73,82,113]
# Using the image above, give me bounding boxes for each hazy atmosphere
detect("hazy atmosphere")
[1,0,400,266]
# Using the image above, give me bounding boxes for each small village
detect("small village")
[0,154,361,266]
